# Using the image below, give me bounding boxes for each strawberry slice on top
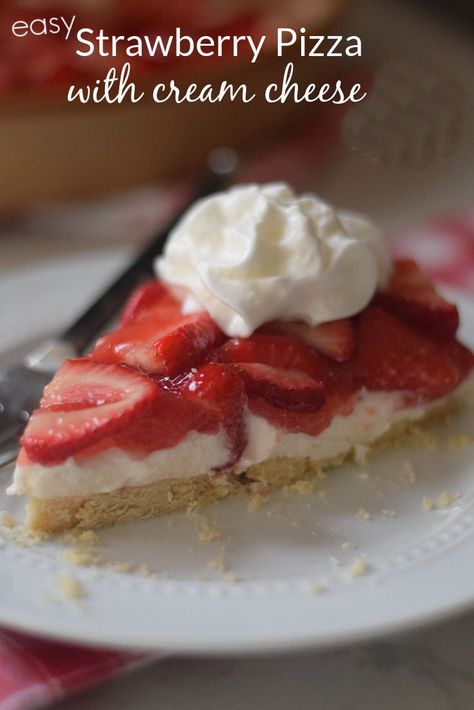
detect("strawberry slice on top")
[92,310,224,376]
[215,333,327,412]
[114,363,247,469]
[231,363,324,412]
[120,281,181,326]
[260,318,355,362]
[22,359,159,465]
[375,258,459,338]
[248,373,358,436]
[182,363,247,467]
[354,306,466,399]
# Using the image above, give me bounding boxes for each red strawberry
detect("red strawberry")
[113,364,247,469]
[120,281,180,325]
[92,311,224,375]
[354,307,464,399]
[22,359,158,465]
[110,379,203,456]
[260,318,355,362]
[182,363,247,467]
[216,334,328,379]
[376,259,459,338]
[248,379,357,436]
[215,334,327,411]
[184,363,247,467]
[157,314,224,375]
[236,363,325,412]
[443,339,474,380]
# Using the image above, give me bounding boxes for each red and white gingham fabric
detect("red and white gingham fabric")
[391,210,474,296]
[0,629,150,709]
[0,210,473,709]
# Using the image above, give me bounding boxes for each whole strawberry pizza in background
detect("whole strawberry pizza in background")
[0,0,348,210]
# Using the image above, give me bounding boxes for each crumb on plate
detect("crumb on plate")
[56,572,87,599]
[135,564,151,577]
[108,561,133,574]
[1,523,49,547]
[197,515,222,542]
[248,493,266,512]
[208,545,226,571]
[63,548,104,567]
[0,511,19,529]
[437,491,459,507]
[291,480,314,495]
[349,558,369,578]
[448,434,472,449]
[223,571,237,583]
[422,496,433,511]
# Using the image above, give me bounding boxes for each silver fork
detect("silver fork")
[0,148,238,470]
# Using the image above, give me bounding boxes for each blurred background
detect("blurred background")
[0,0,473,282]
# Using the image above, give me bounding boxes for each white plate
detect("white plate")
[1,251,473,654]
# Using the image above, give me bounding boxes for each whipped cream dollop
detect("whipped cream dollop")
[155,183,391,337]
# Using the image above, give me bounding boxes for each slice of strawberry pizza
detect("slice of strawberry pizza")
[9,259,473,532]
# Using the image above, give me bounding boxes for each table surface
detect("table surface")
[1,0,474,708]
[55,613,474,710]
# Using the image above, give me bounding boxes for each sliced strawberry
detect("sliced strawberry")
[216,334,328,380]
[92,311,224,375]
[236,363,325,412]
[248,377,357,436]
[157,314,224,375]
[353,307,464,399]
[215,333,327,411]
[443,339,474,380]
[93,310,189,365]
[120,281,180,326]
[112,363,247,469]
[181,363,247,467]
[376,259,459,338]
[260,318,355,362]
[22,359,158,465]
[110,380,206,456]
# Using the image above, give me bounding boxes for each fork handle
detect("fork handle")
[0,444,19,470]
[25,339,78,372]
[58,168,230,355]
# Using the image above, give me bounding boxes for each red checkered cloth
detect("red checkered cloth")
[391,210,474,295]
[0,209,473,710]
[0,629,152,709]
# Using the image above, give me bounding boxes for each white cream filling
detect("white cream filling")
[9,381,472,499]
[9,430,230,499]
[239,392,433,471]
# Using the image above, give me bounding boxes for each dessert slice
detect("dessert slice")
[10,268,472,532]
[8,185,474,532]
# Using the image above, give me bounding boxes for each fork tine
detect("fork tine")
[0,445,18,469]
